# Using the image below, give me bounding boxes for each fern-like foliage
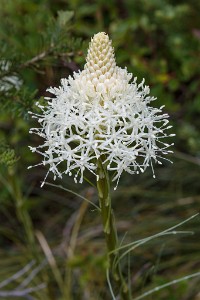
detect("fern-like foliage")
[0,7,82,118]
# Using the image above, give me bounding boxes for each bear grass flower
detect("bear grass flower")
[29,32,174,188]
[29,32,175,300]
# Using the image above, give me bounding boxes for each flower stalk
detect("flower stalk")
[29,31,174,299]
[96,157,131,300]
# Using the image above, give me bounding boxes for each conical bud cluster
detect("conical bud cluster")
[72,32,132,97]
[85,32,117,81]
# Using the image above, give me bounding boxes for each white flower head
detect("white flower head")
[29,32,174,188]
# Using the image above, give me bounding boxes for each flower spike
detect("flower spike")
[29,32,174,187]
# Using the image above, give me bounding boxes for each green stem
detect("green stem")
[96,158,131,300]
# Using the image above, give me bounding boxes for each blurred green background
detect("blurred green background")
[0,0,200,299]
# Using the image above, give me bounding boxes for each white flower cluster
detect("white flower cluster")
[29,32,174,188]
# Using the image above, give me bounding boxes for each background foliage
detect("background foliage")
[0,0,200,299]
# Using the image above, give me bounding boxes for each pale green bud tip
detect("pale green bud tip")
[84,32,117,80]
